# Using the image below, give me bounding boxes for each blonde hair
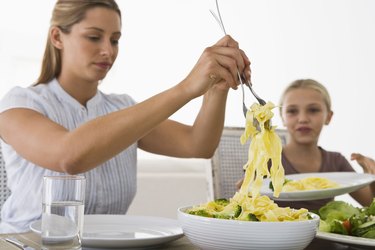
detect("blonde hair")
[35,0,121,85]
[279,79,332,115]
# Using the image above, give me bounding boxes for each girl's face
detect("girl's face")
[281,88,333,146]
[56,7,121,83]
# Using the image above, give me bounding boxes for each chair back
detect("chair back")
[0,144,11,211]
[211,127,289,199]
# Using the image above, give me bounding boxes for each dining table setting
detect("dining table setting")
[1,172,375,250]
[3,120,374,249]
[1,185,375,250]
[1,137,375,250]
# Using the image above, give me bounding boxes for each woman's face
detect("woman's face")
[58,7,121,83]
[281,88,333,145]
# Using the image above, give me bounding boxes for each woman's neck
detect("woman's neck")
[57,75,98,106]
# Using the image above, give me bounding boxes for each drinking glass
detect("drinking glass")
[41,175,85,250]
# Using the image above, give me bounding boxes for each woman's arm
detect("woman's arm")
[138,85,228,158]
[0,83,193,174]
[0,35,250,174]
[138,36,251,158]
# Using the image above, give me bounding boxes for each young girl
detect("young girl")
[0,0,251,233]
[276,79,375,210]
[237,79,374,210]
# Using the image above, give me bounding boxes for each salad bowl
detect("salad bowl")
[177,205,320,250]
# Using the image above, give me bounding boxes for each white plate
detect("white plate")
[316,231,375,247]
[31,214,79,243]
[30,214,184,248]
[260,172,375,201]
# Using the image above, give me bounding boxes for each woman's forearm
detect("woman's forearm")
[190,86,229,157]
[62,83,196,173]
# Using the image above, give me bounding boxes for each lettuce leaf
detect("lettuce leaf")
[318,199,375,239]
[318,201,359,221]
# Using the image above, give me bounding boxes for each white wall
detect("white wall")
[127,158,213,219]
[1,0,374,170]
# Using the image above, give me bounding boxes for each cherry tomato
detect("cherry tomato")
[342,219,351,234]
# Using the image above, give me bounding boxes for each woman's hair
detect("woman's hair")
[279,79,332,115]
[35,0,121,85]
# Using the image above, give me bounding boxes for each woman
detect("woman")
[0,0,251,232]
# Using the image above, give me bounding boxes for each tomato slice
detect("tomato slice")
[342,219,351,234]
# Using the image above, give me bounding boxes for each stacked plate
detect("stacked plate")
[30,214,183,248]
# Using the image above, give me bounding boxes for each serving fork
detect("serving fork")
[210,0,271,129]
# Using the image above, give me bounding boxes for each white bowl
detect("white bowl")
[178,206,319,250]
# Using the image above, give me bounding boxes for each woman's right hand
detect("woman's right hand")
[181,35,251,98]
[351,153,375,174]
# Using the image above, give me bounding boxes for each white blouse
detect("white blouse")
[0,79,138,233]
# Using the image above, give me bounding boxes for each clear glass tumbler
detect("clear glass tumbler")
[41,175,85,250]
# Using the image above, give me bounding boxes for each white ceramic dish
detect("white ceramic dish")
[316,231,375,247]
[260,172,375,201]
[30,214,184,248]
[177,206,320,250]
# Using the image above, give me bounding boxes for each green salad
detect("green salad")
[317,199,375,239]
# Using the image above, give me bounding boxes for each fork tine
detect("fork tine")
[244,84,272,129]
[246,84,267,106]
[240,78,247,118]
[240,75,266,106]
[242,103,248,118]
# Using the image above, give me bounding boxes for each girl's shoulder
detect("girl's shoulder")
[320,147,354,172]
[320,147,345,158]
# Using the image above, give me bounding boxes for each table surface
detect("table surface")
[0,231,374,250]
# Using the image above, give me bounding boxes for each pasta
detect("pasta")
[187,102,311,222]
[282,177,340,192]
[231,102,309,221]
[239,102,284,198]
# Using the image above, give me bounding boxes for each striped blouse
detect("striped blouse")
[0,79,137,233]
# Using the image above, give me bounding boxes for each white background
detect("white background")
[0,0,374,171]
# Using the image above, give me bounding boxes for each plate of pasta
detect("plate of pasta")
[260,172,375,201]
